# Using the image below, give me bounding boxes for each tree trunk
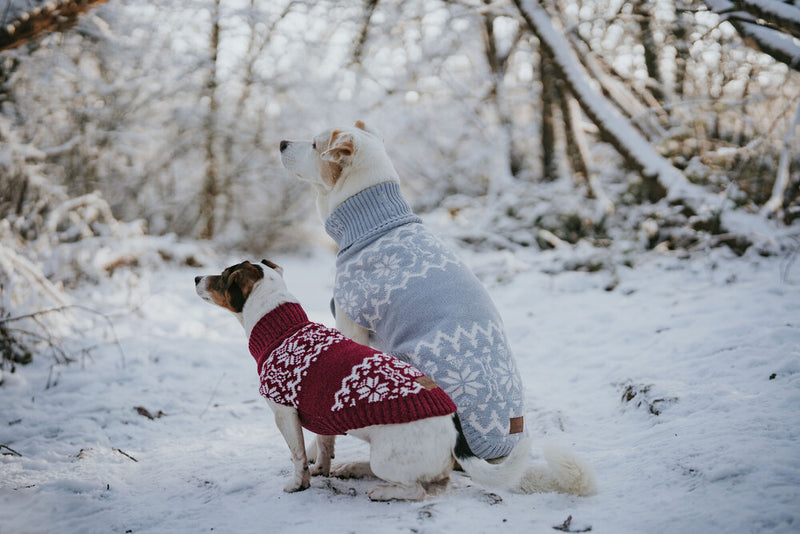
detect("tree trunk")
[672,5,690,101]
[352,0,380,65]
[479,4,524,179]
[632,0,664,103]
[200,0,221,240]
[540,49,558,181]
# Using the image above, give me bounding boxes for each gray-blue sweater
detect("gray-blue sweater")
[325,182,525,459]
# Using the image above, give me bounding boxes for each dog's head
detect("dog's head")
[279,120,392,191]
[194,260,285,315]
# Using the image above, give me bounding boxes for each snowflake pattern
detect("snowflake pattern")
[438,365,485,401]
[258,324,346,406]
[331,353,425,411]
[413,321,523,406]
[331,195,526,456]
[335,225,462,330]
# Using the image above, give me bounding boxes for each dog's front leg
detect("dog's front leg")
[267,400,310,492]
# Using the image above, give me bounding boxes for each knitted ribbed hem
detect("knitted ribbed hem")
[461,426,523,460]
[299,385,457,436]
[324,182,421,252]
[248,302,310,362]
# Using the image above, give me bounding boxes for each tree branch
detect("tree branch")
[512,0,709,203]
[0,0,110,52]
[703,0,800,71]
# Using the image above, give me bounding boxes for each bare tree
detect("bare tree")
[199,0,221,240]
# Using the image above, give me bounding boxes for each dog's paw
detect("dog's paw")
[283,478,310,493]
[283,468,311,493]
[310,461,331,477]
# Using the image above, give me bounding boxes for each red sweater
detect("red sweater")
[248,302,456,435]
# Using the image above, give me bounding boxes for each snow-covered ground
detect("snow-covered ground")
[1,242,799,533]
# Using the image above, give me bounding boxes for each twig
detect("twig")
[554,515,592,533]
[113,448,138,462]
[134,406,166,420]
[1,444,22,457]
[0,304,127,369]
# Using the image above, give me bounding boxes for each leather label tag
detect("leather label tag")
[509,416,524,435]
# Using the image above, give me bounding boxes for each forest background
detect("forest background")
[1,0,799,390]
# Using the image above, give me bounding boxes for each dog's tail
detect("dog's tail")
[452,414,529,492]
[453,415,596,496]
[516,446,597,496]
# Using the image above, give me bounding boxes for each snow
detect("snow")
[1,242,799,533]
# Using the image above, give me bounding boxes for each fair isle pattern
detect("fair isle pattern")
[335,224,461,331]
[258,323,346,406]
[331,352,425,411]
[250,303,457,436]
[327,182,526,458]
[411,321,524,409]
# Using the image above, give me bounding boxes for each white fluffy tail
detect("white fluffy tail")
[517,446,597,496]
[457,438,532,491]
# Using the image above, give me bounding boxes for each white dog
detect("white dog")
[280,121,596,495]
[195,260,534,501]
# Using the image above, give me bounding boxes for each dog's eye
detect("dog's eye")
[312,141,317,150]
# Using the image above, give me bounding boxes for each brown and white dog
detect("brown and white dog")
[280,122,596,496]
[194,260,532,501]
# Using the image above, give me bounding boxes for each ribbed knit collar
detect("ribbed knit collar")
[248,302,310,362]
[324,181,421,253]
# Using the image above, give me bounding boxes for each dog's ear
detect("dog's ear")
[353,120,382,139]
[321,130,355,164]
[261,259,284,276]
[226,264,261,312]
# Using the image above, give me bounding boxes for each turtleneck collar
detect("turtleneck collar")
[248,302,310,362]
[324,182,421,253]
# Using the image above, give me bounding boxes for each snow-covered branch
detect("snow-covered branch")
[0,0,110,52]
[703,0,800,70]
[512,0,712,205]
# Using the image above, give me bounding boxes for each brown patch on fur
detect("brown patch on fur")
[206,261,264,313]
[325,130,354,160]
[354,120,367,130]
[261,259,283,275]
[321,160,342,187]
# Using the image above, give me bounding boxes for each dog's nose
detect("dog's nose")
[280,140,289,152]
[194,276,201,285]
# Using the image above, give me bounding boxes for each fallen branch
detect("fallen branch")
[1,444,22,456]
[113,448,138,462]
